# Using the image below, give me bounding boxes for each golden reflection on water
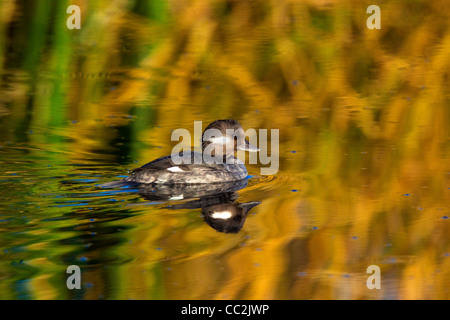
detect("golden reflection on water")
[0,0,449,299]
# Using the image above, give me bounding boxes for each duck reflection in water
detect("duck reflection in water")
[137,179,261,233]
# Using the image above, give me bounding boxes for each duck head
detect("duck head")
[201,120,259,157]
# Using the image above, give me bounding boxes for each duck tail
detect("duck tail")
[98,179,128,188]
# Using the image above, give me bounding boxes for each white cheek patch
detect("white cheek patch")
[167,166,184,173]
[210,136,231,145]
[211,211,233,219]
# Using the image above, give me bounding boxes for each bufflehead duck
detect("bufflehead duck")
[101,120,259,187]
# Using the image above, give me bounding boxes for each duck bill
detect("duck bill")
[240,201,262,213]
[238,139,259,152]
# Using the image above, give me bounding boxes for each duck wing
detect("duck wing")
[127,151,227,184]
[132,155,173,173]
[131,151,221,174]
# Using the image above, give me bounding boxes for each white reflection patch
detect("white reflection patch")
[211,211,233,219]
[167,166,184,172]
[210,136,231,145]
